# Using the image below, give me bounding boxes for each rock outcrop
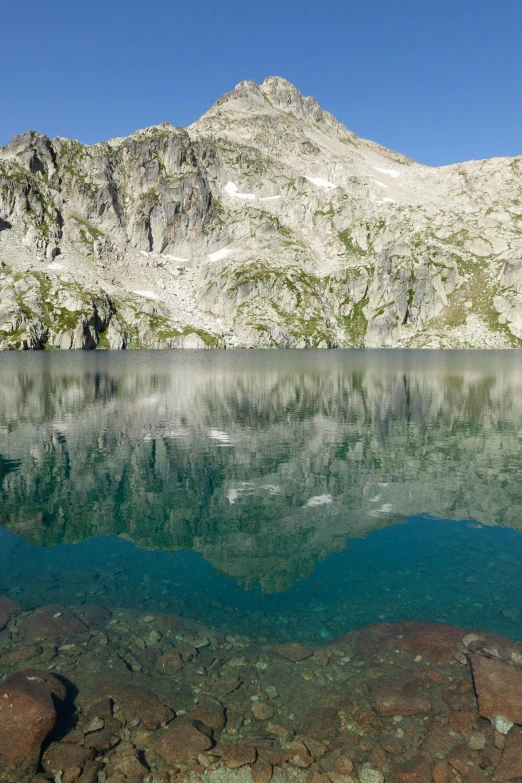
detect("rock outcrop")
[1,76,521,348]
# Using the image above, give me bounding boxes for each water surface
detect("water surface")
[1,349,522,642]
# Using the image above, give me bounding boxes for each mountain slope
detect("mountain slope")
[1,76,521,349]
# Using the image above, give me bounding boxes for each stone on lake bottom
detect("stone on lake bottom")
[0,669,66,781]
[270,642,314,661]
[371,679,432,717]
[221,744,257,768]
[493,715,515,735]
[156,723,212,764]
[470,654,522,724]
[359,764,385,783]
[494,731,522,781]
[297,707,340,740]
[252,761,273,783]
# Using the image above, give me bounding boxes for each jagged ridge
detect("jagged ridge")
[0,76,521,349]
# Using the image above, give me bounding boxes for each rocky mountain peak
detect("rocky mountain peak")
[0,77,521,352]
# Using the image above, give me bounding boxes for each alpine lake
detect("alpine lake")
[2,350,522,783]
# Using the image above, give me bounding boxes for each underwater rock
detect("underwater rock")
[156,723,213,764]
[471,655,522,724]
[0,595,21,631]
[221,744,257,768]
[296,707,340,741]
[0,669,66,781]
[0,643,42,666]
[270,642,314,661]
[20,603,89,643]
[371,677,432,717]
[187,697,226,732]
[398,622,465,663]
[251,700,274,721]
[494,732,522,781]
[42,742,95,779]
[391,758,432,783]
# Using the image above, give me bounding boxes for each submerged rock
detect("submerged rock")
[470,654,522,724]
[0,669,66,781]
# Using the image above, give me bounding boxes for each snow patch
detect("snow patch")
[368,503,393,517]
[208,248,236,262]
[47,262,64,270]
[133,290,160,299]
[224,181,256,200]
[165,254,189,263]
[259,195,282,201]
[381,197,396,204]
[261,484,282,494]
[374,167,401,178]
[374,181,388,188]
[209,428,232,444]
[305,494,333,507]
[140,250,149,257]
[305,176,338,190]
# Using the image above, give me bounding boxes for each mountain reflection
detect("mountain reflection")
[0,350,521,593]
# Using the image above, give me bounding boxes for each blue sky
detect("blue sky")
[2,0,520,166]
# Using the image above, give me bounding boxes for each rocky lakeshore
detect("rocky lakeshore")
[2,595,522,783]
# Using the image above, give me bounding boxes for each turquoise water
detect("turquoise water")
[1,349,522,642]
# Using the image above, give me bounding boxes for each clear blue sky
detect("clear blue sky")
[2,0,521,166]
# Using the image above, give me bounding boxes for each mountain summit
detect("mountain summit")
[0,77,521,349]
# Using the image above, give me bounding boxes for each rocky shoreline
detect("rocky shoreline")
[2,596,522,783]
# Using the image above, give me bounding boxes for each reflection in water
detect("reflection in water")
[1,350,522,640]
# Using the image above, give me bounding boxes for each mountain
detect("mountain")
[0,76,521,350]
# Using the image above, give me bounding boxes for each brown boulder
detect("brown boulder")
[80,674,173,730]
[42,743,95,777]
[448,711,475,735]
[297,707,340,740]
[0,669,66,781]
[20,604,89,643]
[187,697,226,732]
[156,723,212,764]
[371,678,432,717]
[221,744,257,768]
[471,654,522,724]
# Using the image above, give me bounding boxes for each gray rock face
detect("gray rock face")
[0,76,521,349]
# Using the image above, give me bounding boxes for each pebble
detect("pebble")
[491,715,514,734]
[85,717,105,733]
[359,764,384,783]
[251,701,274,721]
[469,730,486,750]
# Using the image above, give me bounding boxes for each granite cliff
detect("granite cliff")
[1,77,521,349]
